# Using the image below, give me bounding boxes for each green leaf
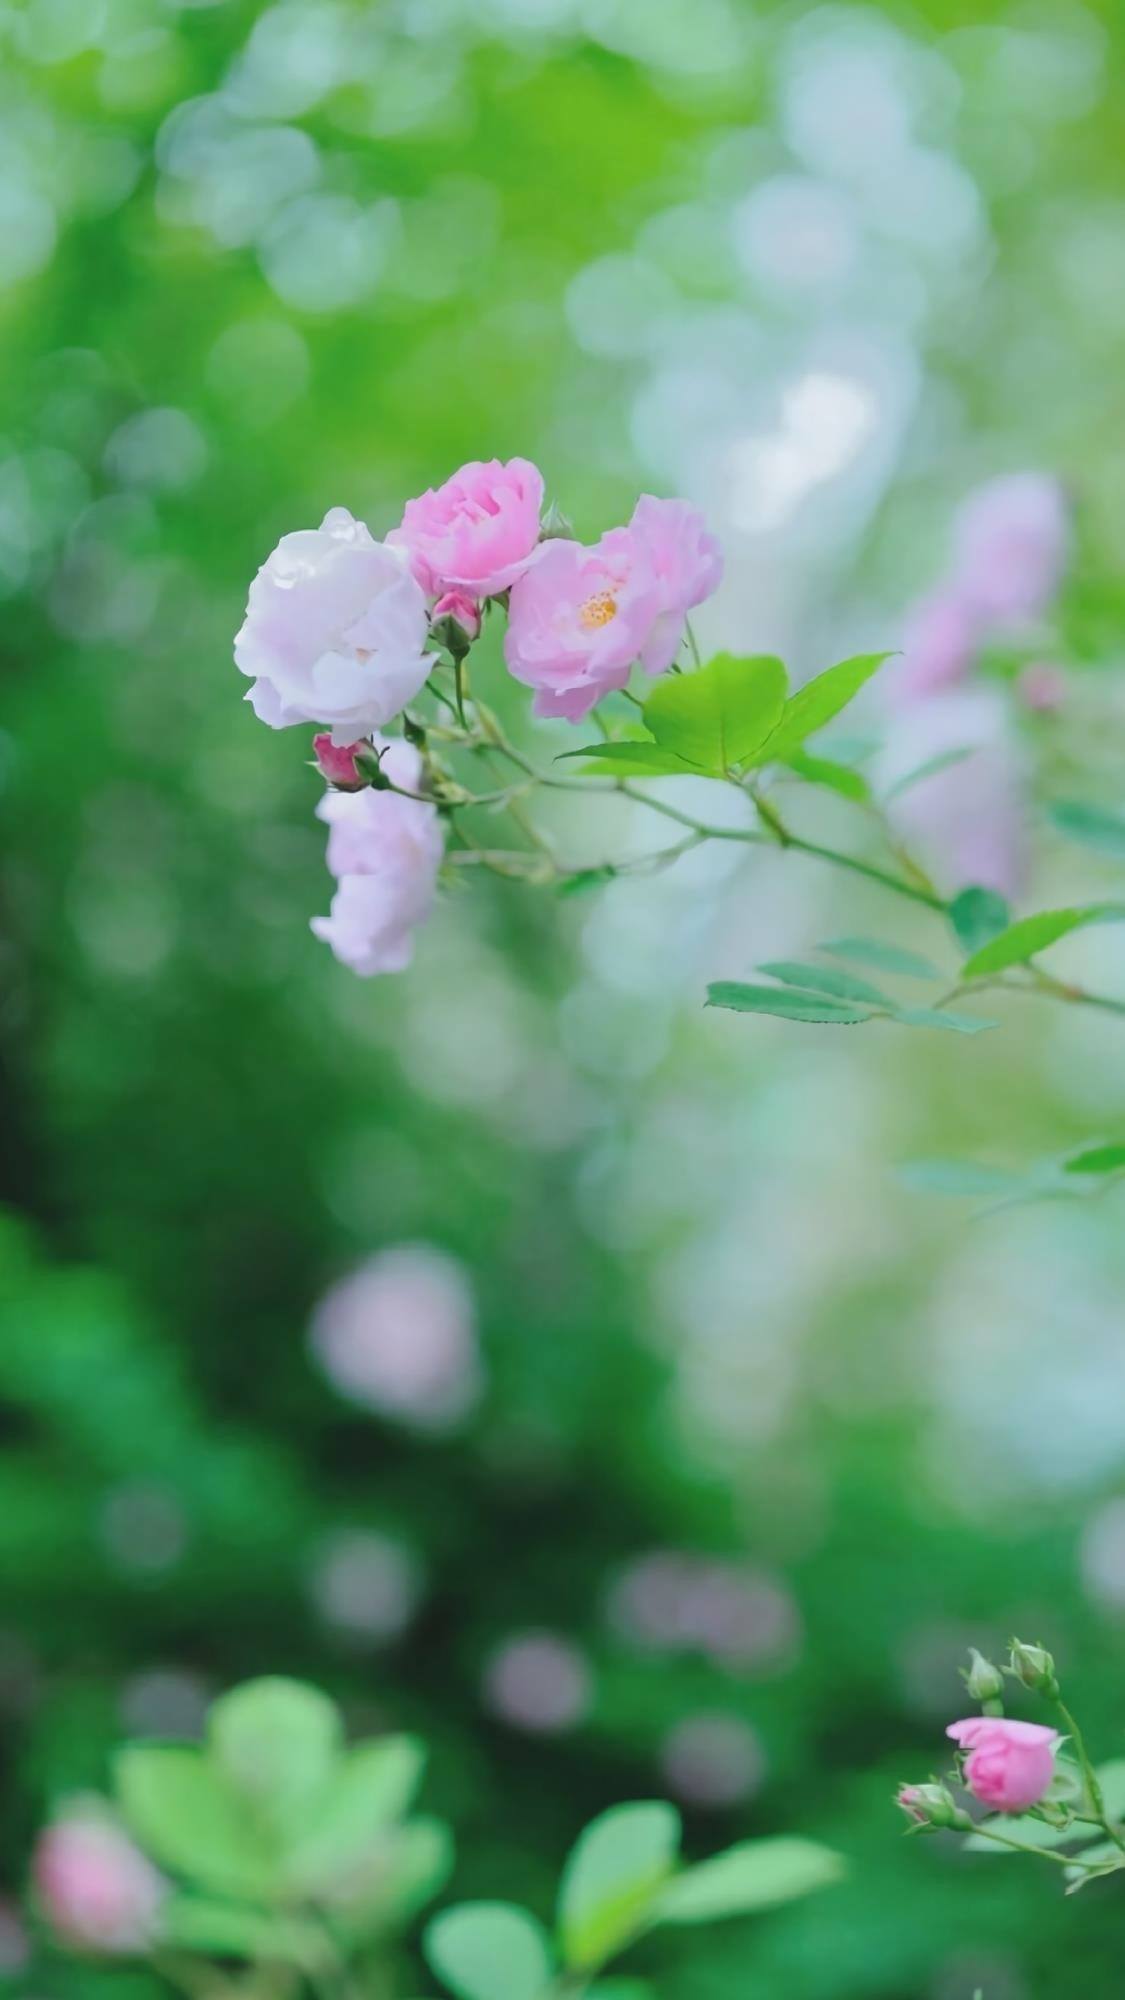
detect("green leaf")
[557,867,617,897]
[964,1816,1081,1856]
[754,653,890,763]
[782,751,870,802]
[881,746,975,802]
[1064,1143,1125,1177]
[555,742,697,778]
[425,1902,553,2000]
[757,960,891,1007]
[654,1839,844,1924]
[819,937,941,981]
[961,904,1125,979]
[898,1161,1029,1198]
[893,1008,998,1036]
[948,887,1010,957]
[208,1679,342,1834]
[283,1736,427,1894]
[338,1818,453,1940]
[558,1802,680,1971]
[644,654,787,773]
[585,1984,655,1999]
[706,982,873,1025]
[115,1746,277,1900]
[1049,800,1125,859]
[159,1895,321,1963]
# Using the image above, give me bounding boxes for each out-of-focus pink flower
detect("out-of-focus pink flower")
[661,1713,764,1808]
[951,473,1070,628]
[947,1717,1060,1813]
[483,1631,592,1734]
[1017,662,1068,713]
[313,733,366,790]
[236,508,433,742]
[877,686,1028,898]
[431,590,482,645]
[34,1809,165,1955]
[390,458,544,598]
[889,589,982,706]
[504,528,663,720]
[627,494,724,676]
[311,737,443,976]
[309,1243,481,1429]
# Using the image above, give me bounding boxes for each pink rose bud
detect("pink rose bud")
[946,1716,1060,1813]
[313,734,367,790]
[432,591,482,648]
[895,1782,960,1827]
[1017,662,1067,713]
[34,1810,166,1955]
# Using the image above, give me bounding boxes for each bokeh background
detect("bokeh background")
[2,0,1125,1994]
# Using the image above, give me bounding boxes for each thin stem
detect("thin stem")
[1055,1699,1125,1857]
[1025,968,1125,1021]
[685,617,702,668]
[968,1824,1109,1872]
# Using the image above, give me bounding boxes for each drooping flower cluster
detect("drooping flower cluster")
[878,472,1071,899]
[234,458,723,975]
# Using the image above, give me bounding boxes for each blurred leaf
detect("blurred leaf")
[881,746,975,802]
[336,1817,454,1942]
[892,1008,998,1035]
[208,1678,342,1833]
[1049,800,1125,858]
[899,1161,1030,1198]
[115,1746,276,1900]
[425,1902,553,2000]
[961,904,1125,979]
[644,654,787,773]
[948,887,1011,956]
[654,1838,844,1923]
[757,960,892,1007]
[557,867,618,896]
[1064,1143,1125,1176]
[706,982,873,1024]
[819,937,941,980]
[783,751,870,802]
[558,1802,680,1970]
[556,742,697,778]
[159,1894,320,1963]
[754,653,890,764]
[283,1736,427,1894]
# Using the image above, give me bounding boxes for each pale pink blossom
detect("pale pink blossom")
[311,737,443,976]
[431,590,482,645]
[310,1243,481,1429]
[34,1809,166,1955]
[313,733,366,789]
[236,508,433,743]
[877,686,1028,898]
[504,528,663,720]
[390,458,544,598]
[483,1632,592,1734]
[1017,662,1067,713]
[627,494,724,675]
[947,1716,1060,1813]
[951,473,1070,627]
[889,589,982,707]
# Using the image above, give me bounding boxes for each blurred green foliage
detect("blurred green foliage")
[2,1,1125,1997]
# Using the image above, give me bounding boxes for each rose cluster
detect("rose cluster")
[234,459,722,975]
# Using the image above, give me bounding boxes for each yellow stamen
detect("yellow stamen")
[579,590,618,630]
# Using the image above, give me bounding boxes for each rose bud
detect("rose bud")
[431,591,482,657]
[1008,1639,1058,1696]
[896,1782,964,1828]
[34,1809,166,1955]
[313,734,368,791]
[963,1647,1005,1705]
[947,1717,1060,1813]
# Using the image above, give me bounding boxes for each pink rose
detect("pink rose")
[236,508,433,742]
[389,458,544,598]
[627,494,724,676]
[34,1810,166,1955]
[951,473,1070,628]
[889,589,982,707]
[503,527,664,721]
[311,737,444,976]
[877,686,1028,898]
[946,1717,1060,1813]
[313,733,366,789]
